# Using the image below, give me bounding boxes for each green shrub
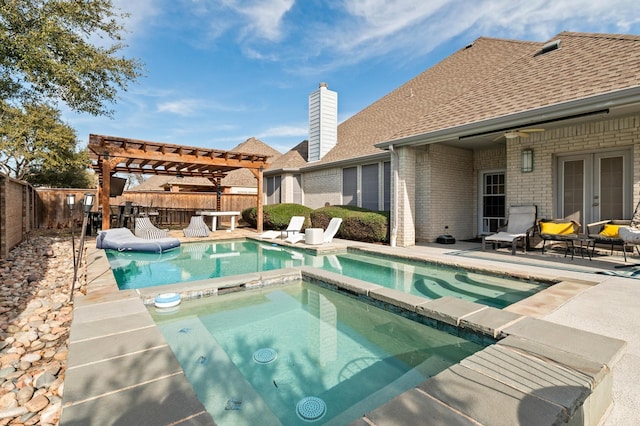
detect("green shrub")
[242,204,313,230]
[244,204,389,243]
[311,205,389,243]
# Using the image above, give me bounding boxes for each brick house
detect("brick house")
[264,32,640,247]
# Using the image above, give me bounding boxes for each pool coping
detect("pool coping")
[60,239,627,425]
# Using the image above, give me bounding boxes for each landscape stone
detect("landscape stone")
[0,235,86,424]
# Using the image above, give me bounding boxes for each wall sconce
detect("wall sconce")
[521,148,534,173]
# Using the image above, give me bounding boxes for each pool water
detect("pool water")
[106,240,547,308]
[152,282,484,425]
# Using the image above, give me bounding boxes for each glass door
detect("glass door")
[557,150,631,227]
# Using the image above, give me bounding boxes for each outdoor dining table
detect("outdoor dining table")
[196,211,241,231]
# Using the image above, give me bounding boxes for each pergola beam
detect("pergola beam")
[89,134,268,232]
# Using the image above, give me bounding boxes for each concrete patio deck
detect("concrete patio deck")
[60,229,640,425]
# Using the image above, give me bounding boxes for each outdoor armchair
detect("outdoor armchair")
[538,219,581,253]
[586,219,629,257]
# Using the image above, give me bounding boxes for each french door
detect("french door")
[556,150,632,228]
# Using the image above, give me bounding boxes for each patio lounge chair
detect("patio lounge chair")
[183,215,211,238]
[260,216,305,239]
[538,218,581,253]
[482,205,536,255]
[134,216,170,239]
[285,217,342,244]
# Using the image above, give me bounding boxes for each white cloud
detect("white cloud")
[258,125,308,138]
[157,99,201,116]
[218,0,295,41]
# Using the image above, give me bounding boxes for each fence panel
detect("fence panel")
[36,189,258,230]
[0,173,39,258]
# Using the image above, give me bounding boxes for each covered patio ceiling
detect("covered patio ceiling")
[88,134,269,231]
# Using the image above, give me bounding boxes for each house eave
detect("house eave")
[375,86,640,149]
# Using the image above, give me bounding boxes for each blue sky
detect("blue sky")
[64,0,639,154]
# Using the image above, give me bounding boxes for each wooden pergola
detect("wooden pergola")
[88,134,270,231]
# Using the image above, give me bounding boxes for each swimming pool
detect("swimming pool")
[151,281,484,425]
[106,240,548,308]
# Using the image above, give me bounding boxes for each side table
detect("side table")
[305,228,324,245]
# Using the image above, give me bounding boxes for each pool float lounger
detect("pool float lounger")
[96,227,181,253]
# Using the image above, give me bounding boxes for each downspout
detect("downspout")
[389,145,398,247]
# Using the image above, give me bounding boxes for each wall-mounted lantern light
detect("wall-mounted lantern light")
[521,148,534,173]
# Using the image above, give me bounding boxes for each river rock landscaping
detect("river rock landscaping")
[0,233,86,425]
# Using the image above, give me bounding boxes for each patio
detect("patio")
[55,230,640,425]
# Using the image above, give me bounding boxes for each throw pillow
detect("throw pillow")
[599,224,620,238]
[540,222,575,235]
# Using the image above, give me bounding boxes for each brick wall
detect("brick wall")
[302,168,342,208]
[394,146,417,246]
[419,144,474,241]
[505,114,640,222]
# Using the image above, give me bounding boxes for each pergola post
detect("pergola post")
[100,159,112,230]
[256,167,263,232]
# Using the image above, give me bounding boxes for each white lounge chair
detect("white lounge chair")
[183,215,210,237]
[260,216,305,239]
[134,217,170,239]
[286,217,343,244]
[482,206,536,255]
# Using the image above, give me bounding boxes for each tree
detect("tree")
[0,0,143,116]
[25,149,95,188]
[0,102,89,184]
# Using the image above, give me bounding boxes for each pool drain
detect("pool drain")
[253,348,277,364]
[296,396,327,422]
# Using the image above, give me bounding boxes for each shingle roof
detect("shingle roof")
[279,31,639,169]
[393,32,640,140]
[312,36,540,165]
[221,137,282,187]
[267,140,309,170]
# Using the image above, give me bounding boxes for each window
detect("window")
[361,164,379,210]
[383,161,391,211]
[265,175,281,204]
[481,172,505,233]
[292,174,302,204]
[342,167,357,206]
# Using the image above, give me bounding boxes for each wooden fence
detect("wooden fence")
[0,181,257,258]
[0,173,39,258]
[36,189,258,231]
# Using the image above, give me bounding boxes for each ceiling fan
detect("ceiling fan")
[494,128,545,141]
